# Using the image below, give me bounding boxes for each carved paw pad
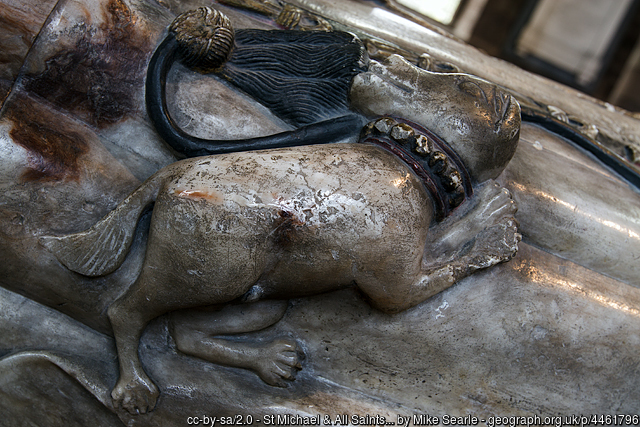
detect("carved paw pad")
[469,217,521,269]
[254,338,304,387]
[111,376,159,415]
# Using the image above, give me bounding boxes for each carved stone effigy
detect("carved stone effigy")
[0,1,639,426]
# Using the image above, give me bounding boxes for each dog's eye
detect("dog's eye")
[458,80,486,102]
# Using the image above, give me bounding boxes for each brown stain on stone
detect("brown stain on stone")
[7,95,89,182]
[174,189,223,204]
[0,12,36,47]
[274,209,305,246]
[21,0,151,128]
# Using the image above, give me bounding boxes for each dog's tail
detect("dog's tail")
[40,171,166,277]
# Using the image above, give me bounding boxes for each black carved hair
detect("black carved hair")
[220,29,368,127]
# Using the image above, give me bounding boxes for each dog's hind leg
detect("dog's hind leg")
[170,300,304,387]
[106,269,245,414]
[107,242,267,414]
[107,271,165,415]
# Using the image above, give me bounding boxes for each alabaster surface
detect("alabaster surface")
[0,0,638,425]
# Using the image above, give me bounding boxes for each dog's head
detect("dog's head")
[350,55,521,183]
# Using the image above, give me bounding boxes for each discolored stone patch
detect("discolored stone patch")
[21,0,152,128]
[274,208,305,246]
[6,94,89,183]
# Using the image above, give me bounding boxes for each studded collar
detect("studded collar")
[360,117,473,221]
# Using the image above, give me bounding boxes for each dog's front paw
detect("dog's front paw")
[111,375,159,415]
[468,217,521,270]
[253,338,304,387]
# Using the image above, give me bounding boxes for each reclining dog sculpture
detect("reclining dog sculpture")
[41,8,521,415]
